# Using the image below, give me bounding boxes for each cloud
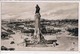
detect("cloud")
[2,2,78,20]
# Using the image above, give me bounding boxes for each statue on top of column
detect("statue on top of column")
[35,4,40,13]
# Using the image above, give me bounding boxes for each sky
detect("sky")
[2,2,79,20]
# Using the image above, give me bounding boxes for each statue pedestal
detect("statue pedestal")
[34,13,41,44]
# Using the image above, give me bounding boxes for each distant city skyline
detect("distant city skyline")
[2,2,78,20]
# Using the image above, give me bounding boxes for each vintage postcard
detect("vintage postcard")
[1,2,78,51]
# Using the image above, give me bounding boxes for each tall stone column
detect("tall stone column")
[34,5,43,44]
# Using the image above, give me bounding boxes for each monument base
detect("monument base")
[33,35,46,45]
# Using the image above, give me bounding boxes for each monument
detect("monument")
[33,5,57,47]
[33,5,45,44]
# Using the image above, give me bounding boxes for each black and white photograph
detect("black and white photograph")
[1,2,78,51]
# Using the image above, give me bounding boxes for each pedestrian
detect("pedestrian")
[24,38,29,47]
